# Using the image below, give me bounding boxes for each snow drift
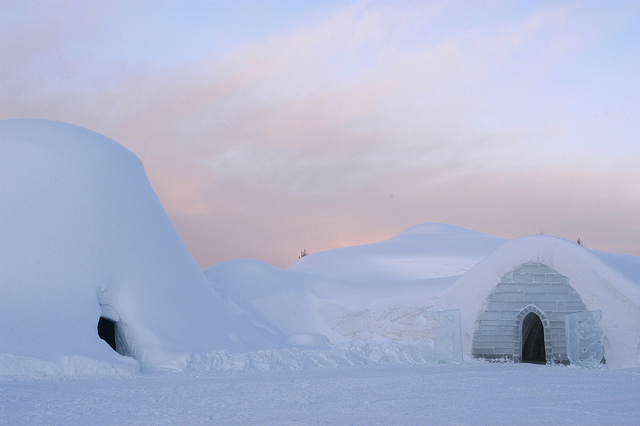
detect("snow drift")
[0,119,282,375]
[205,224,510,349]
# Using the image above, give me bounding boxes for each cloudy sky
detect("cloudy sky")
[2,0,639,268]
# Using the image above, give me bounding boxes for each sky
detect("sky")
[2,0,639,268]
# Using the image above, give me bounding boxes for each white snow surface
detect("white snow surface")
[204,224,508,350]
[288,223,507,281]
[2,363,639,424]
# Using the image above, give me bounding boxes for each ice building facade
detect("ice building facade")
[447,236,640,369]
[471,262,588,364]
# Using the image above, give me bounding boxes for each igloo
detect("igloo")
[0,119,281,374]
[446,236,640,368]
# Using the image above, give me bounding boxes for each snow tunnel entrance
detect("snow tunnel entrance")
[521,312,546,364]
[97,317,118,352]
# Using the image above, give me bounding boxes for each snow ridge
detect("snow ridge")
[183,341,439,374]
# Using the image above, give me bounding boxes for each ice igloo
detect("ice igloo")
[445,236,640,368]
[0,119,281,375]
[257,222,639,368]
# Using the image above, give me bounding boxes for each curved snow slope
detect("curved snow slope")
[592,250,640,288]
[203,259,342,344]
[205,224,505,346]
[446,235,640,368]
[204,258,457,347]
[288,223,507,281]
[0,119,280,374]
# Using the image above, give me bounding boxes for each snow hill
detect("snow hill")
[0,119,282,376]
[288,223,507,281]
[205,223,508,346]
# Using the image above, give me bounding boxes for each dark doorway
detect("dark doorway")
[521,312,546,364]
[97,317,117,352]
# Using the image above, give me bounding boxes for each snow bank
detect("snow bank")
[0,353,139,380]
[0,119,281,375]
[203,259,339,342]
[288,223,506,281]
[183,340,438,373]
[204,224,506,347]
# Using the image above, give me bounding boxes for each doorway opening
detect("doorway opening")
[97,317,117,352]
[521,312,546,364]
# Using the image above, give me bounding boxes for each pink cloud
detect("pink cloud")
[2,1,638,268]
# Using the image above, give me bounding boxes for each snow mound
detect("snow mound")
[288,222,506,281]
[204,259,341,342]
[205,223,506,347]
[184,341,438,373]
[0,119,281,375]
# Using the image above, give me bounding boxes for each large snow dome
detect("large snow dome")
[445,236,640,368]
[0,119,281,374]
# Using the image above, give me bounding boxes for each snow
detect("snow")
[445,235,640,368]
[0,119,281,375]
[287,223,507,281]
[2,363,639,424]
[2,119,639,422]
[202,224,509,350]
[206,225,640,368]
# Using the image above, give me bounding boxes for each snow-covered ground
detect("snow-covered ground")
[2,362,639,424]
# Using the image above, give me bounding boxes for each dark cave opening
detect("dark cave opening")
[522,312,546,364]
[97,317,117,352]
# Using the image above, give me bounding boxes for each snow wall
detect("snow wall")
[0,119,283,375]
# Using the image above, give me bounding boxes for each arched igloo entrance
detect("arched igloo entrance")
[472,262,588,364]
[518,306,548,364]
